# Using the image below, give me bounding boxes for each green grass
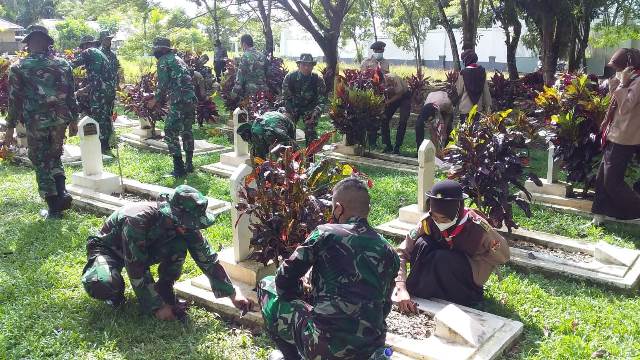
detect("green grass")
[4,100,640,359]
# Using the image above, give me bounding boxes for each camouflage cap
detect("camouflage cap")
[296,53,316,65]
[79,35,99,47]
[370,41,386,50]
[153,37,172,50]
[98,30,114,42]
[22,25,54,45]
[159,185,216,230]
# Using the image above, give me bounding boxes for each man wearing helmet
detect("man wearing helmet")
[81,185,251,320]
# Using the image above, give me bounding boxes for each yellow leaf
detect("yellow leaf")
[342,164,354,175]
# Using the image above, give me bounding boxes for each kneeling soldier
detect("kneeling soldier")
[258,178,400,360]
[81,185,251,320]
[237,111,297,159]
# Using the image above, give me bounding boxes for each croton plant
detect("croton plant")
[329,70,385,146]
[535,73,609,191]
[236,132,372,265]
[0,57,10,115]
[443,107,542,231]
[406,70,430,113]
[118,73,167,131]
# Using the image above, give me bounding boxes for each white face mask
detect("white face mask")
[615,71,624,81]
[374,52,384,61]
[433,213,459,232]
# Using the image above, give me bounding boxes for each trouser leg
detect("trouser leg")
[81,240,125,304]
[592,142,640,219]
[27,123,66,198]
[394,94,412,151]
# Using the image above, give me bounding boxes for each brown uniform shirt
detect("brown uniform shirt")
[361,56,390,73]
[396,209,509,287]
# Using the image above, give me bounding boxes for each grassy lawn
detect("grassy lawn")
[2,104,640,359]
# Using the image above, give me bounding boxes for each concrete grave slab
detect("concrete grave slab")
[69,178,231,217]
[175,277,523,360]
[113,115,140,128]
[120,131,228,155]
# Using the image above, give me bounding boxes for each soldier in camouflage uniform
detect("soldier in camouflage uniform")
[231,34,268,99]
[282,54,326,146]
[146,38,198,177]
[3,25,78,219]
[81,185,252,320]
[258,178,400,360]
[237,111,297,159]
[73,35,114,153]
[98,30,120,129]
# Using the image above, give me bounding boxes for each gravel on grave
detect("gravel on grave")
[509,239,593,264]
[111,192,154,203]
[386,306,435,340]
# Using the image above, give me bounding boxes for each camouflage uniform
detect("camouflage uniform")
[155,51,198,157]
[282,70,326,145]
[237,111,297,158]
[7,48,78,198]
[100,35,120,136]
[257,217,400,360]
[232,47,268,99]
[81,185,236,313]
[72,44,114,149]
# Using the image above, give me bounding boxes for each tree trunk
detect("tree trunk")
[257,0,274,57]
[461,0,479,50]
[368,2,378,41]
[506,21,521,79]
[541,16,557,85]
[322,41,339,92]
[436,0,461,70]
[567,22,578,73]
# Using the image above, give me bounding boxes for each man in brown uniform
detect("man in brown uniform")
[361,41,390,74]
[392,180,509,311]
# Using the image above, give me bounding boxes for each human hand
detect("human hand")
[154,304,177,321]
[621,66,635,87]
[230,289,254,316]
[392,286,417,314]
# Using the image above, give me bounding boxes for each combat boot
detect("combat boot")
[54,175,73,211]
[43,196,62,219]
[185,151,194,173]
[171,156,186,178]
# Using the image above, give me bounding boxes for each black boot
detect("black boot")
[44,196,62,219]
[185,151,194,173]
[54,175,73,211]
[171,156,186,178]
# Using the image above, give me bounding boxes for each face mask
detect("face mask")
[374,52,384,61]
[433,213,459,232]
[153,50,164,59]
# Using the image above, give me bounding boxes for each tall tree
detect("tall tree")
[435,0,461,70]
[341,0,373,64]
[489,0,522,79]
[275,0,356,90]
[460,0,481,50]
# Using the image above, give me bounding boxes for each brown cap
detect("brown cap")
[607,48,640,70]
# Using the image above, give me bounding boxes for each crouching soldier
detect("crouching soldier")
[237,111,297,159]
[393,180,509,312]
[258,178,400,360]
[81,185,252,320]
[416,90,454,153]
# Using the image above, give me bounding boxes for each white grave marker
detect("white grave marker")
[200,108,251,177]
[71,116,122,194]
[230,163,254,262]
[417,139,436,212]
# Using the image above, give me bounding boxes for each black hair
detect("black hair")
[240,34,253,47]
[332,177,370,215]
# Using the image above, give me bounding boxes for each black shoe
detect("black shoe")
[382,146,393,154]
[54,175,73,211]
[171,156,186,178]
[105,294,125,309]
[393,146,401,155]
[43,196,62,219]
[185,151,194,173]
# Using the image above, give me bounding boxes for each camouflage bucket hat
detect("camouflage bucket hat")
[296,53,316,65]
[237,122,253,137]
[159,185,215,230]
[22,25,54,45]
[153,37,172,50]
[79,35,99,47]
[98,30,114,42]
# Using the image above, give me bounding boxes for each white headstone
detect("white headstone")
[547,142,558,184]
[417,140,436,212]
[434,304,485,347]
[232,107,249,157]
[78,116,103,176]
[15,122,28,148]
[133,117,155,138]
[230,163,254,262]
[72,116,122,194]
